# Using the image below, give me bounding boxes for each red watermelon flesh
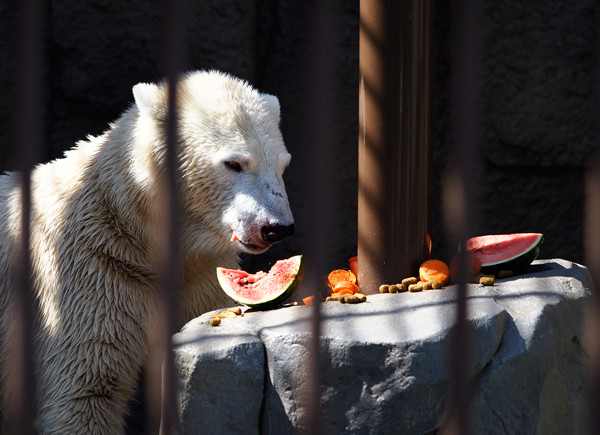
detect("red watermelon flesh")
[466,233,544,274]
[217,255,304,309]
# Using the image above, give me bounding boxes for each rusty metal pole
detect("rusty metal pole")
[358,0,433,294]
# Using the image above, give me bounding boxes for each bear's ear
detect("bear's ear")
[132,82,166,119]
[261,93,280,120]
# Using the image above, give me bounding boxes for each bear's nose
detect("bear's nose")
[261,224,295,244]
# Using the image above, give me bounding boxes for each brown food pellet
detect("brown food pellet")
[379,284,390,293]
[345,294,361,304]
[397,283,408,292]
[422,281,433,290]
[431,280,444,289]
[227,307,242,316]
[210,318,221,327]
[408,283,423,292]
[479,276,495,286]
[402,277,418,286]
[388,284,399,294]
[355,293,367,302]
[497,270,513,279]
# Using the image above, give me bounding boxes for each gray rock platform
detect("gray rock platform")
[173,259,593,434]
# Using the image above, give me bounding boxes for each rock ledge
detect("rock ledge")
[174,259,592,434]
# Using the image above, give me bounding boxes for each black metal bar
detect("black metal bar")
[10,0,44,433]
[585,167,600,434]
[145,0,186,433]
[358,0,434,294]
[585,9,600,429]
[304,1,336,433]
[441,0,480,433]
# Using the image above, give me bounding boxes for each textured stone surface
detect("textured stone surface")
[174,328,265,434]
[173,259,592,434]
[480,0,595,168]
[431,0,594,265]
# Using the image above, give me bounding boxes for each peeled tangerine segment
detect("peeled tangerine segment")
[216,255,305,310]
[328,269,357,288]
[466,233,544,274]
[419,259,450,285]
[333,281,359,295]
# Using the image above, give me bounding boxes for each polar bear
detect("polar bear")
[0,71,294,433]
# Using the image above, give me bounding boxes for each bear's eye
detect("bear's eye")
[224,161,243,173]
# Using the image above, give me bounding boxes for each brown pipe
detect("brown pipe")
[358,0,433,294]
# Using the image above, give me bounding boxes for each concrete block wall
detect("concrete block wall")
[0,0,594,271]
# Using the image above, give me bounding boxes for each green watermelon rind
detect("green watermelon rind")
[216,255,305,310]
[470,233,544,275]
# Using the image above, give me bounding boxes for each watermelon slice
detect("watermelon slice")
[216,255,305,310]
[466,233,544,275]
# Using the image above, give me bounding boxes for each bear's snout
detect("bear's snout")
[261,223,295,244]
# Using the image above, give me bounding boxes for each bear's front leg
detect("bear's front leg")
[31,279,152,435]
[34,336,146,435]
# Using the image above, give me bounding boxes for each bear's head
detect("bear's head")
[132,70,294,256]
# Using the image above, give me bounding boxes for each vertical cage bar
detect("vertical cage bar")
[304,1,335,433]
[358,0,434,295]
[145,0,186,433]
[11,0,44,433]
[585,6,600,430]
[441,0,480,433]
[585,167,600,434]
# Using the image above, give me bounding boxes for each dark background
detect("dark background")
[0,0,596,274]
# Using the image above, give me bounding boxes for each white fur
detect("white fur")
[0,70,293,433]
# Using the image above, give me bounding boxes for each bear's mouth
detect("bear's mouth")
[230,231,271,254]
[237,239,271,254]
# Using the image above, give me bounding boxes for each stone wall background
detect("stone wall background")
[0,0,595,272]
